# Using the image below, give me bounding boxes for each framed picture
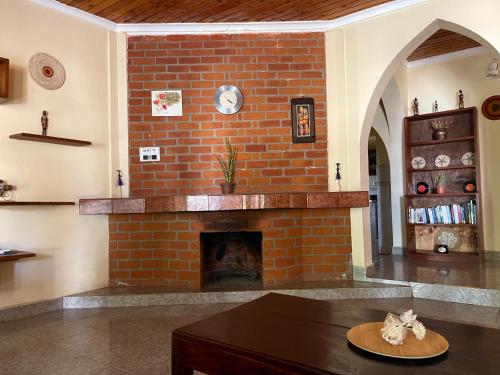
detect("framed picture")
[291,97,315,143]
[151,90,183,116]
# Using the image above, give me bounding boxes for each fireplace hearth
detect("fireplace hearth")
[201,231,263,291]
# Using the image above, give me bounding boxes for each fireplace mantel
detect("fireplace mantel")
[79,192,368,215]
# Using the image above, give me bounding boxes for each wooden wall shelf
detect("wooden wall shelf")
[0,201,75,206]
[0,57,8,103]
[0,251,36,262]
[9,133,91,147]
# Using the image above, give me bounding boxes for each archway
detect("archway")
[357,19,500,267]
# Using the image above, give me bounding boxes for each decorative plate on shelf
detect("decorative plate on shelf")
[434,154,450,168]
[463,180,477,193]
[436,228,461,249]
[416,182,429,195]
[411,156,426,170]
[347,322,449,359]
[461,152,475,166]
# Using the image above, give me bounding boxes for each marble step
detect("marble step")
[354,267,500,308]
[63,282,412,309]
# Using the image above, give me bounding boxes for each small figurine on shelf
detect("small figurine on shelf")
[335,162,342,191]
[116,170,124,198]
[432,100,438,113]
[458,90,464,109]
[41,110,48,136]
[412,98,419,116]
[0,179,14,201]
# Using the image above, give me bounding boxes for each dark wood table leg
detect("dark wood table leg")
[172,334,194,375]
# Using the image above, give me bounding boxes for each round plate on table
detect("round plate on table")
[347,322,449,359]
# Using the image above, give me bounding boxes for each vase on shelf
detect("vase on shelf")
[435,186,445,194]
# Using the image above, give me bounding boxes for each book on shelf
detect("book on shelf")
[408,199,476,225]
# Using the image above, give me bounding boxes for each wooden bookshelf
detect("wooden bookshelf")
[9,133,91,147]
[404,107,482,260]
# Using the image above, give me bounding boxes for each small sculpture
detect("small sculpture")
[380,309,426,346]
[432,100,438,113]
[41,110,48,136]
[335,162,342,191]
[116,170,124,198]
[458,90,464,109]
[412,98,419,116]
[0,179,14,201]
[430,120,449,140]
[381,319,407,346]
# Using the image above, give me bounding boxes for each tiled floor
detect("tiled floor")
[1,297,499,374]
[367,254,500,289]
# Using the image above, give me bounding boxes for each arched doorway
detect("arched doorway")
[357,19,500,266]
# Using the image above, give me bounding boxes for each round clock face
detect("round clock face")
[214,85,243,115]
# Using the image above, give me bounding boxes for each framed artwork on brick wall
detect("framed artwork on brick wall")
[151,90,183,116]
[291,97,316,143]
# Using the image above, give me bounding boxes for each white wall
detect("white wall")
[406,51,500,249]
[0,0,112,308]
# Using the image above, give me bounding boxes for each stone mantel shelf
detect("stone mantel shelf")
[79,192,368,215]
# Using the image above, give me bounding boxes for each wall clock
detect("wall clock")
[214,85,243,115]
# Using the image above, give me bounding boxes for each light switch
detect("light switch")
[139,147,160,162]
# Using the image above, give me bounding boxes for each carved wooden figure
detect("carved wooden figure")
[41,110,48,136]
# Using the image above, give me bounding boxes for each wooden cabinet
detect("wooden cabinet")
[404,107,482,260]
[0,57,8,103]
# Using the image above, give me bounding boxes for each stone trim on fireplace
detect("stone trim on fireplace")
[80,191,368,214]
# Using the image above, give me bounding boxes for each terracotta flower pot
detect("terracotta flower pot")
[436,186,445,194]
[220,182,236,194]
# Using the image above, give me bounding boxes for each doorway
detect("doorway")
[368,127,393,262]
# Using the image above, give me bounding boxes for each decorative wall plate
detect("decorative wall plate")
[28,52,66,90]
[416,182,429,195]
[461,152,475,166]
[463,180,477,193]
[481,95,500,120]
[436,229,461,249]
[434,155,450,168]
[411,156,426,170]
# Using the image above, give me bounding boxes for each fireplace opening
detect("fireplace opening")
[200,231,263,291]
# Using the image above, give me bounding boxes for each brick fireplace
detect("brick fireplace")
[108,205,353,289]
[80,32,367,291]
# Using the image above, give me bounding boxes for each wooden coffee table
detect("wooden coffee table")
[172,293,500,374]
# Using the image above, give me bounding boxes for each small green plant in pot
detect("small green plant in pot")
[218,139,237,194]
[432,171,447,194]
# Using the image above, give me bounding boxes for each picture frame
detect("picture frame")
[290,97,316,143]
[151,90,183,116]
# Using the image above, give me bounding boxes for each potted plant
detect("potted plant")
[218,139,237,194]
[432,171,447,194]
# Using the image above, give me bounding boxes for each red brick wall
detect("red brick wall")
[109,208,351,289]
[128,33,327,196]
